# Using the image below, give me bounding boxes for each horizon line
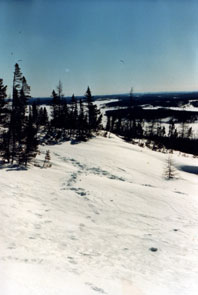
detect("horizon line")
[31,90,198,99]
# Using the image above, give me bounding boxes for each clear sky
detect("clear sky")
[0,0,198,97]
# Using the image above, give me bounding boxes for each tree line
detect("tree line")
[0,64,102,167]
[105,95,198,155]
[1,63,197,168]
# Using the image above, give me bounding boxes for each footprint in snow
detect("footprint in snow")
[79,224,85,232]
[70,235,78,241]
[142,184,154,188]
[85,283,106,294]
[149,247,158,252]
[174,191,187,195]
[8,243,16,250]
[35,213,43,218]
[88,204,100,215]
[42,220,52,225]
[34,224,41,229]
[123,248,129,251]
[88,167,125,182]
[70,187,87,197]
[67,257,78,264]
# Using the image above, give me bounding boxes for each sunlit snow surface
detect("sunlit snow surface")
[0,134,198,295]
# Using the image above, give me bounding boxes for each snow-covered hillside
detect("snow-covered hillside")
[0,134,198,295]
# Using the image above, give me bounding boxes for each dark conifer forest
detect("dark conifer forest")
[0,64,102,166]
[105,98,198,155]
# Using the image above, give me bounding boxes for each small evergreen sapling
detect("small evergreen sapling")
[43,150,51,168]
[164,154,176,180]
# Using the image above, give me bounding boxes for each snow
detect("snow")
[142,104,198,112]
[0,134,198,294]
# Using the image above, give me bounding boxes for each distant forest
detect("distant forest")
[104,91,198,108]
[105,91,198,156]
[0,64,197,167]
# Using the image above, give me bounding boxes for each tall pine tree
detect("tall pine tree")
[85,86,102,136]
[0,79,8,125]
[0,79,8,159]
[3,63,37,165]
[51,81,64,128]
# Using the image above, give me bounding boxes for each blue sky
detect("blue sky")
[0,0,198,97]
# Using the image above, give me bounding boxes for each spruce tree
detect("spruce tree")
[164,155,176,180]
[43,150,51,168]
[70,94,78,136]
[42,107,49,126]
[77,99,86,140]
[51,89,59,127]
[0,79,8,159]
[0,79,8,125]
[31,101,39,126]
[3,63,36,165]
[23,111,38,166]
[51,81,64,128]
[61,100,69,135]
[6,63,24,163]
[85,86,102,135]
[38,107,49,126]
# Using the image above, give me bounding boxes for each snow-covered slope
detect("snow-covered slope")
[0,135,198,295]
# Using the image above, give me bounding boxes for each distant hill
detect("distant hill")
[29,91,198,106]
